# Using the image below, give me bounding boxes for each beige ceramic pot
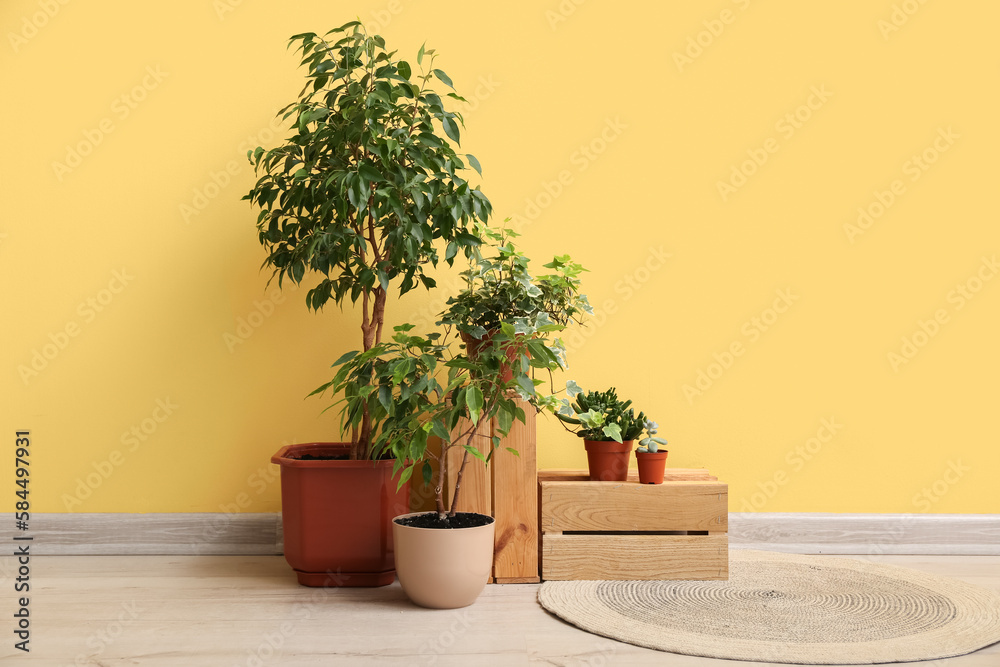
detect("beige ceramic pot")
[392,512,495,609]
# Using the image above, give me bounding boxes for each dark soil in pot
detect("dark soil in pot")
[396,512,495,530]
[292,453,349,461]
[291,452,400,462]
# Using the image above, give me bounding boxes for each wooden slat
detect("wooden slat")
[538,468,717,482]
[492,396,539,583]
[540,481,728,533]
[543,534,729,580]
[445,416,492,515]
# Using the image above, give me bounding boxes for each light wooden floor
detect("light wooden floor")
[4,554,999,666]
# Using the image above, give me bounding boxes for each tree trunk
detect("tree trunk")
[355,287,387,460]
[435,448,447,519]
[448,416,484,517]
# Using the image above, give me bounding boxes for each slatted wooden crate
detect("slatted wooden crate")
[444,395,539,583]
[538,469,728,581]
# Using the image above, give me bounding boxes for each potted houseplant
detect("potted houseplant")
[318,317,563,608]
[438,223,591,381]
[634,421,669,484]
[556,387,654,481]
[244,22,492,586]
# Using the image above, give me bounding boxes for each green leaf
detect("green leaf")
[465,154,482,176]
[417,42,425,66]
[466,385,484,424]
[464,444,486,462]
[505,447,520,456]
[411,428,429,458]
[433,69,454,89]
[397,60,411,79]
[430,419,451,441]
[333,20,361,33]
[358,164,383,183]
[332,350,360,366]
[497,408,513,434]
[422,461,433,486]
[602,423,623,443]
[397,465,414,490]
[378,385,392,412]
[307,380,333,398]
[392,358,411,385]
[442,117,460,144]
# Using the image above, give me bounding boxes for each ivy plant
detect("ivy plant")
[244,22,492,459]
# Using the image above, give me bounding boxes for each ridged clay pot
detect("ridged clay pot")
[272,443,410,587]
[584,440,634,481]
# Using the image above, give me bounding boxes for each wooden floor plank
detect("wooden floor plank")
[1,554,997,665]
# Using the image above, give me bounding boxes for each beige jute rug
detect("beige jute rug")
[538,550,1000,664]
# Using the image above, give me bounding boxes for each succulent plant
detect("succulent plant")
[636,420,668,453]
[555,386,647,443]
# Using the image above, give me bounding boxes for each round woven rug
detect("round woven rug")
[538,550,1000,664]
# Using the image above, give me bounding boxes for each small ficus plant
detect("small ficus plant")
[438,222,591,343]
[314,320,562,522]
[244,22,492,460]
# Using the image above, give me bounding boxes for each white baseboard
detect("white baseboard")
[2,513,283,556]
[729,513,1000,555]
[4,512,998,556]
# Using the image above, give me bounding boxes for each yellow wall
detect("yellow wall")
[2,1,997,514]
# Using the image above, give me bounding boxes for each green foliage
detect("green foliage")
[313,316,564,516]
[554,386,650,443]
[244,22,493,459]
[437,222,591,344]
[244,22,491,317]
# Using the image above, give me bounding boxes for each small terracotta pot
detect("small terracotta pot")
[635,450,669,484]
[584,440,634,481]
[392,512,496,609]
[460,330,527,383]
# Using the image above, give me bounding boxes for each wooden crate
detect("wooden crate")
[538,469,728,581]
[443,395,539,583]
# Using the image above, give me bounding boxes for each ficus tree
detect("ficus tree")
[244,22,492,459]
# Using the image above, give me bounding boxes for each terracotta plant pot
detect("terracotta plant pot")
[392,512,496,609]
[584,440,634,481]
[460,330,527,383]
[635,450,669,484]
[272,443,410,587]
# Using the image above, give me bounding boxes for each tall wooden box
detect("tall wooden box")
[538,469,729,581]
[443,395,539,583]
